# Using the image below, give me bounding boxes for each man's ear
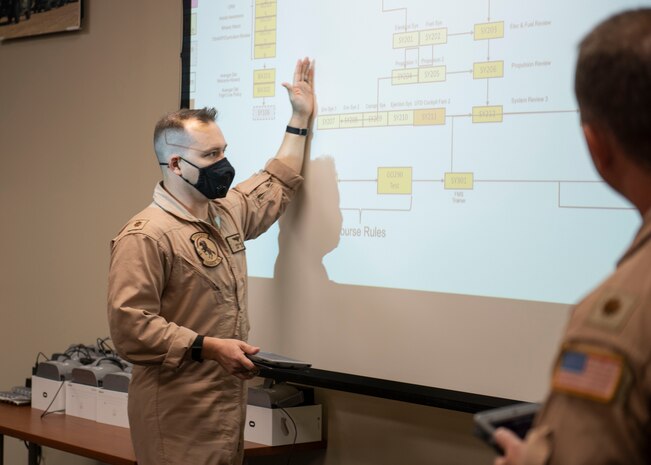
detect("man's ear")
[168,155,183,175]
[582,122,615,177]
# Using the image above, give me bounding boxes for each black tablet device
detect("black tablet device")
[474,402,540,453]
[246,351,312,369]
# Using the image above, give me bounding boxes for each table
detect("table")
[0,404,326,464]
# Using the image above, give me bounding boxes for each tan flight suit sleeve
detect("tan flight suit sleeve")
[107,232,198,368]
[225,158,303,240]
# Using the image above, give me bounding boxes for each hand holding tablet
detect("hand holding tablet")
[245,351,312,370]
[474,402,540,454]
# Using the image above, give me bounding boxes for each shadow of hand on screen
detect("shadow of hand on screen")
[269,155,344,354]
[274,154,342,286]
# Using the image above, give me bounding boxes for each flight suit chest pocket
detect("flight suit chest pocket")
[172,256,238,337]
[176,255,228,296]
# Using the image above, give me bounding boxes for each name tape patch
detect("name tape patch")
[226,233,246,254]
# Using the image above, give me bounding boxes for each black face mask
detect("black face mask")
[161,157,235,199]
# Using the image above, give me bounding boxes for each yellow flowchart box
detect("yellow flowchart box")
[388,110,414,126]
[414,108,446,126]
[254,44,276,59]
[393,31,419,48]
[255,2,277,17]
[473,61,504,79]
[419,66,446,83]
[255,30,276,46]
[317,115,340,130]
[392,69,418,85]
[444,172,474,190]
[378,167,413,194]
[474,21,504,40]
[255,16,276,31]
[472,105,503,123]
[420,28,448,45]
[339,113,364,129]
[253,83,275,98]
[363,112,388,127]
[253,69,275,84]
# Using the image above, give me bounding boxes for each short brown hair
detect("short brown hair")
[575,9,651,169]
[153,107,218,161]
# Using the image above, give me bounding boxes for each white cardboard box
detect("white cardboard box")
[65,382,98,421]
[96,389,129,428]
[245,404,322,446]
[31,375,66,414]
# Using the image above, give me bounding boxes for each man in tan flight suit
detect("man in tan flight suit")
[107,58,314,465]
[494,9,651,465]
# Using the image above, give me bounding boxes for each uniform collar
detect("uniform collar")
[152,181,210,224]
[617,208,651,267]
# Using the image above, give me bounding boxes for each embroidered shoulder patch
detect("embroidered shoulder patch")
[226,233,246,254]
[552,345,624,403]
[190,232,222,267]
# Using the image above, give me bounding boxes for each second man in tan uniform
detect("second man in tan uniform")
[494,9,651,465]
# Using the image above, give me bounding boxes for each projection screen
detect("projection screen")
[184,0,646,401]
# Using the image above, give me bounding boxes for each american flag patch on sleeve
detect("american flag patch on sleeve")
[551,346,624,403]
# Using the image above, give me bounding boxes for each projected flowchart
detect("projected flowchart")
[189,0,641,304]
[243,0,631,224]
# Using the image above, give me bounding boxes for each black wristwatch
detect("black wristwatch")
[191,335,204,362]
[286,125,308,136]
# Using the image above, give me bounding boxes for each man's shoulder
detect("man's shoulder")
[113,203,178,242]
[565,257,651,364]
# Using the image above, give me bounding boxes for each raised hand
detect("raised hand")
[282,57,315,122]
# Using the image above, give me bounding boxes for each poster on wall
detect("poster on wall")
[0,0,82,42]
